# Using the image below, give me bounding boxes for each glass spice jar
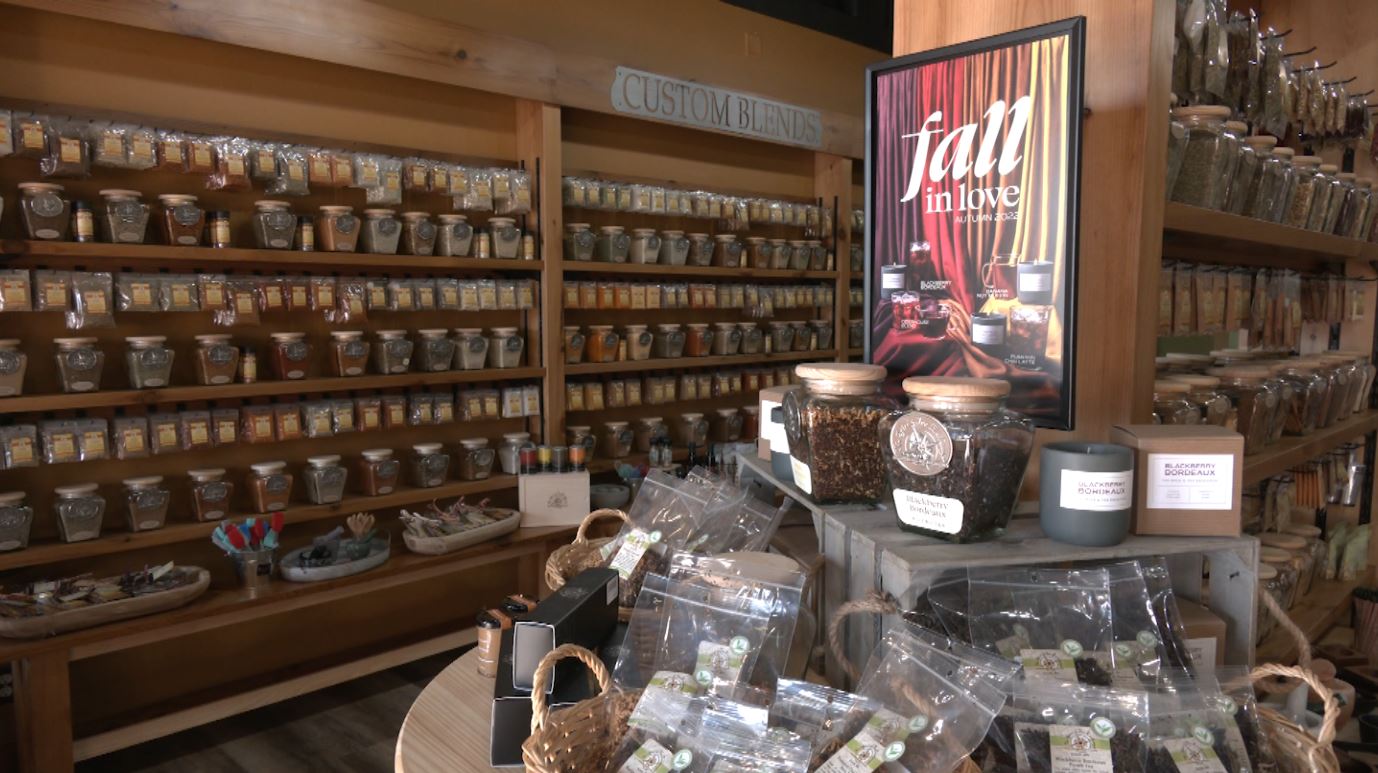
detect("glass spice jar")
[19,182,70,240]
[1355,179,1378,240]
[498,433,532,475]
[1262,533,1314,596]
[373,330,413,374]
[1320,354,1363,423]
[1164,374,1231,427]
[622,325,651,361]
[402,211,438,256]
[810,320,835,351]
[248,461,293,512]
[1221,121,1256,215]
[411,443,450,488]
[782,363,897,504]
[296,215,315,251]
[713,234,742,268]
[457,438,496,481]
[251,200,295,250]
[303,455,347,505]
[357,449,400,495]
[654,324,685,359]
[1265,147,1298,223]
[0,339,26,397]
[684,323,713,357]
[585,325,620,364]
[0,492,33,552]
[453,328,489,370]
[193,334,239,386]
[564,223,595,261]
[123,476,169,532]
[270,332,312,380]
[764,239,787,270]
[595,225,630,262]
[157,194,204,246]
[489,217,521,259]
[686,234,713,266]
[1152,379,1199,425]
[189,468,233,521]
[660,230,690,265]
[1169,105,1237,209]
[318,205,360,252]
[415,329,456,372]
[1339,178,1373,239]
[206,210,232,248]
[437,214,473,257]
[487,327,524,368]
[98,189,150,244]
[787,240,811,271]
[1282,524,1326,592]
[635,417,669,453]
[55,337,104,393]
[1272,361,1326,436]
[125,335,174,389]
[769,322,794,353]
[674,413,709,448]
[360,208,401,254]
[603,422,634,459]
[1307,164,1341,232]
[1324,172,1356,235]
[744,237,769,269]
[329,331,370,377]
[1283,156,1323,229]
[1260,547,1299,609]
[739,324,764,355]
[54,483,105,543]
[790,321,812,351]
[711,322,742,356]
[1207,366,1277,455]
[1240,137,1285,221]
[880,376,1035,543]
[711,408,743,442]
[629,228,662,264]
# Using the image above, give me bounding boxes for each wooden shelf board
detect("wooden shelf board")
[0,521,573,663]
[0,475,521,572]
[561,261,836,280]
[1242,411,1378,485]
[848,347,863,356]
[0,239,544,272]
[0,367,545,415]
[1255,576,1363,666]
[1162,203,1364,266]
[565,350,834,376]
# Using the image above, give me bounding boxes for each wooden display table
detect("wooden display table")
[395,648,501,772]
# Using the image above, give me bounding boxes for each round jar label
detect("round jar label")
[0,508,27,528]
[504,336,523,352]
[132,489,169,511]
[645,235,662,251]
[612,233,630,250]
[376,460,400,478]
[890,412,954,476]
[497,225,519,242]
[65,500,102,520]
[573,230,595,249]
[317,467,346,487]
[0,351,21,375]
[112,200,143,222]
[377,218,400,236]
[342,341,368,359]
[452,222,473,239]
[265,475,291,494]
[206,344,236,365]
[335,214,358,234]
[667,332,685,346]
[31,192,64,218]
[138,348,171,367]
[264,211,294,231]
[725,242,742,257]
[416,221,437,240]
[471,448,495,467]
[637,332,653,347]
[64,348,99,371]
[567,333,586,351]
[199,482,229,502]
[600,332,618,348]
[468,337,489,354]
[172,204,201,226]
[422,455,448,475]
[425,340,454,359]
[727,330,742,344]
[283,342,310,361]
[384,340,413,358]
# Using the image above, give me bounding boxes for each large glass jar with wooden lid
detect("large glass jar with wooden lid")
[1257,363,1294,443]
[1153,379,1200,425]
[1260,547,1298,610]
[1307,164,1341,232]
[1164,374,1230,426]
[1335,351,1377,414]
[782,363,897,505]
[1206,366,1278,455]
[879,376,1034,543]
[1325,173,1357,235]
[1319,354,1360,425]
[1308,357,1348,429]
[1169,106,1237,209]
[1338,178,1373,239]
[1239,137,1286,220]
[1282,155,1323,228]
[1266,147,1298,222]
[1261,532,1314,596]
[1221,120,1256,215]
[1268,361,1327,435]
[1282,524,1326,593]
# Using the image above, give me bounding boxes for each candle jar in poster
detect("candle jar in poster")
[123,476,169,532]
[979,253,1018,301]
[881,376,1034,543]
[890,292,920,332]
[189,468,233,521]
[1004,305,1051,371]
[0,492,33,552]
[54,483,105,543]
[971,313,1006,357]
[357,449,400,495]
[916,301,951,340]
[1015,261,1055,306]
[302,455,347,505]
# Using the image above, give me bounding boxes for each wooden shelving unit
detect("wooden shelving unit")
[1242,411,1378,485]
[1255,576,1365,666]
[565,349,833,376]
[1162,202,1368,268]
[561,261,835,280]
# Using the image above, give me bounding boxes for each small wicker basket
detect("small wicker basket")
[521,643,640,773]
[545,509,632,619]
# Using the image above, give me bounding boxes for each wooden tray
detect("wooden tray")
[0,567,210,639]
[401,509,520,555]
[278,537,391,583]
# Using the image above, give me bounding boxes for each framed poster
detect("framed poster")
[865,18,1086,430]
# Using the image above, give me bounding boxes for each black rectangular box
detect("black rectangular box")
[511,567,618,692]
[490,628,596,767]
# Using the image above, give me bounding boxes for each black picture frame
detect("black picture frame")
[864,17,1086,430]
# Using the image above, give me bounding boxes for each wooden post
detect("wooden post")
[14,650,74,773]
[514,99,564,444]
[815,153,854,360]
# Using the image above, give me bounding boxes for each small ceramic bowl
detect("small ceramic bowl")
[590,483,630,511]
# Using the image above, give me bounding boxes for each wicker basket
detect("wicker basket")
[545,509,632,621]
[1253,586,1341,773]
[521,643,640,773]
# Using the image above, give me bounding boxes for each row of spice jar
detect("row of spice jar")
[562,224,830,270]
[3,110,531,210]
[14,184,534,258]
[562,280,832,312]
[561,410,760,463]
[0,442,506,551]
[560,177,831,233]
[1159,262,1361,340]
[563,321,834,364]
[0,269,539,329]
[565,366,805,413]
[1167,107,1378,240]
[0,390,538,469]
[16,327,527,396]
[1152,349,1376,454]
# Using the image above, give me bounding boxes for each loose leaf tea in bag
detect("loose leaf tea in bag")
[1140,557,1196,672]
[1099,561,1171,689]
[982,683,1152,773]
[1152,671,1257,773]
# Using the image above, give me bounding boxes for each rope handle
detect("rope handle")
[1258,581,1313,669]
[529,644,612,733]
[1250,662,1340,751]
[573,509,629,544]
[827,591,900,683]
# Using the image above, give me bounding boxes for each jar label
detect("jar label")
[498,225,519,242]
[471,448,495,467]
[316,467,346,487]
[504,336,523,352]
[416,220,437,240]
[32,192,64,218]
[573,231,594,249]
[377,218,400,236]
[283,341,310,361]
[138,348,171,368]
[111,200,143,222]
[1059,470,1132,512]
[336,214,358,234]
[0,351,20,375]
[62,499,102,521]
[637,332,653,347]
[376,460,400,479]
[468,337,488,354]
[789,457,812,494]
[342,341,368,359]
[567,333,586,352]
[206,344,235,366]
[131,489,169,512]
[384,340,413,360]
[64,348,99,371]
[452,222,473,240]
[172,204,201,226]
[726,242,742,257]
[889,412,954,476]
[613,233,631,250]
[893,489,963,534]
[1018,269,1052,293]
[421,455,448,475]
[264,475,291,494]
[0,508,29,528]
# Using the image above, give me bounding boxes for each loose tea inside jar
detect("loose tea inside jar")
[782,363,896,504]
[880,376,1034,543]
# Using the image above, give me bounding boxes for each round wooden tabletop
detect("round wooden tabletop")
[395,648,503,772]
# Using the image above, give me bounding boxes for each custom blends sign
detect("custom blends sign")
[866,19,1085,429]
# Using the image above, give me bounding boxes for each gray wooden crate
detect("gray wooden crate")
[737,454,1260,686]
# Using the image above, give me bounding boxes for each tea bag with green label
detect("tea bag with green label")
[978,682,1150,773]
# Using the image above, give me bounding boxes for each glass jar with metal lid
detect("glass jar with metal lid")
[410,443,450,488]
[1153,379,1201,425]
[436,214,473,257]
[317,205,359,252]
[488,217,520,259]
[360,209,401,254]
[1282,155,1323,228]
[879,376,1034,543]
[98,189,150,244]
[595,225,629,262]
[1307,164,1342,232]
[1169,106,1237,209]
[54,483,105,543]
[252,200,295,250]
[1319,354,1360,425]
[1260,546,1299,609]
[1261,532,1314,597]
[452,328,489,371]
[401,212,438,256]
[686,233,713,266]
[782,363,897,505]
[1206,366,1277,455]
[19,182,70,240]
[563,223,595,261]
[653,324,685,359]
[372,330,413,374]
[125,335,174,389]
[1165,374,1231,426]
[1269,360,1327,435]
[1221,120,1257,215]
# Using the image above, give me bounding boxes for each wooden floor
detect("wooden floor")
[75,647,468,773]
